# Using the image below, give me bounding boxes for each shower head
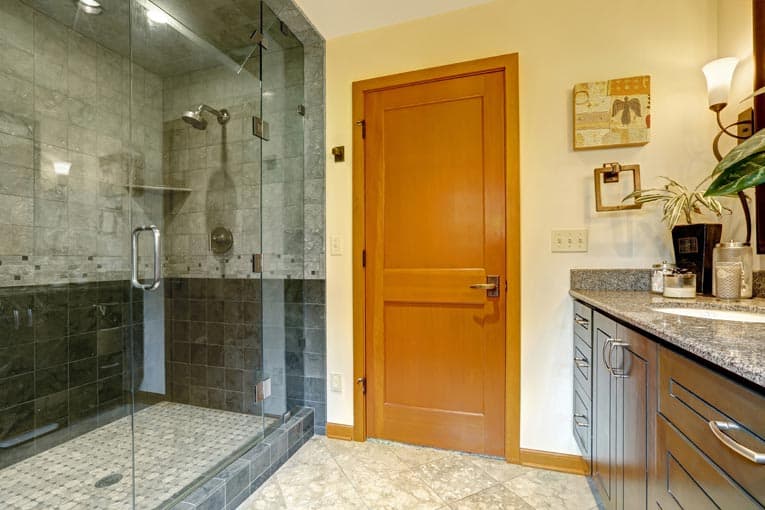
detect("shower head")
[181,104,230,130]
[182,109,207,130]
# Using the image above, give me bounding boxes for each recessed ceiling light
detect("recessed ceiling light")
[75,0,103,15]
[147,8,171,24]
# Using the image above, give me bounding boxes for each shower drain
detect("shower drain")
[95,473,123,488]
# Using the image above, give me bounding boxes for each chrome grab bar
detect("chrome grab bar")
[709,420,765,464]
[131,225,161,291]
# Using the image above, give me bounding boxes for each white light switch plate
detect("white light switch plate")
[330,373,342,393]
[551,229,589,252]
[330,235,342,256]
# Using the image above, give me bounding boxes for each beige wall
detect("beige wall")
[323,0,754,454]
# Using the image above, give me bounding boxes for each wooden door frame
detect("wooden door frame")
[351,54,521,463]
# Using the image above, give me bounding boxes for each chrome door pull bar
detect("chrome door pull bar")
[131,225,161,291]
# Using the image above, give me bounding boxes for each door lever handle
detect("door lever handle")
[470,275,500,297]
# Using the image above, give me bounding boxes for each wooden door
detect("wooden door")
[363,70,506,455]
[593,312,617,510]
[615,325,657,510]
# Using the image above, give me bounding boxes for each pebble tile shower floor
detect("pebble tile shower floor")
[0,402,274,509]
[240,436,600,510]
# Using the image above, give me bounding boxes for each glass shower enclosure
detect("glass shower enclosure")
[0,0,305,507]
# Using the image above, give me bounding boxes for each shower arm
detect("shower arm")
[198,104,230,124]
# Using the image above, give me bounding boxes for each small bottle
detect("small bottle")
[651,261,676,294]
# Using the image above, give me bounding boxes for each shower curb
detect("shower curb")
[171,407,315,510]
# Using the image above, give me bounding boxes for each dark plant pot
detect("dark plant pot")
[671,223,722,295]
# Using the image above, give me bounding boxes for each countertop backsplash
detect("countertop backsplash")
[571,268,765,297]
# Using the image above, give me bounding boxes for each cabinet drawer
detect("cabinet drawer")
[659,347,765,506]
[573,333,592,397]
[656,415,760,509]
[574,301,592,346]
[573,385,591,471]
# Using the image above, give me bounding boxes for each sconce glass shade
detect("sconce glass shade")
[702,57,739,110]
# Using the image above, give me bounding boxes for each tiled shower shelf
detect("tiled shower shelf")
[0,402,275,509]
[125,184,193,193]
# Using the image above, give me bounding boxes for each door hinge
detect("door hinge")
[253,116,270,140]
[356,377,366,394]
[355,119,366,139]
[251,253,262,273]
[362,249,366,267]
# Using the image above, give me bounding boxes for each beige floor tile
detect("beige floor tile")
[238,438,598,510]
[451,483,535,510]
[468,455,532,483]
[381,440,463,469]
[348,466,445,510]
[239,479,287,510]
[414,455,497,502]
[505,469,597,510]
[325,438,410,476]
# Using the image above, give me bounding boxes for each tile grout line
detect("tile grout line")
[324,438,373,510]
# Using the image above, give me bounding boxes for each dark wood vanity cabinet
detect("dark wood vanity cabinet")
[578,300,765,510]
[591,310,657,510]
[655,348,765,509]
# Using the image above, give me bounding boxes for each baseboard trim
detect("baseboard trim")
[519,448,588,475]
[326,423,354,441]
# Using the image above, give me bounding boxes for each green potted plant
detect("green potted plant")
[624,176,731,293]
[704,128,765,199]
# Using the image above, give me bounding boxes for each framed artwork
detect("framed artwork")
[573,75,651,150]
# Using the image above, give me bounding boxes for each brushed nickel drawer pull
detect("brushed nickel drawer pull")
[574,414,589,428]
[709,420,765,464]
[574,316,589,327]
[574,357,589,369]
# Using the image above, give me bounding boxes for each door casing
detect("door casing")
[351,53,521,463]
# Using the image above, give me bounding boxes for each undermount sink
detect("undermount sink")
[652,307,765,323]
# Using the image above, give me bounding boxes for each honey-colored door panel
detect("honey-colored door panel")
[365,70,506,455]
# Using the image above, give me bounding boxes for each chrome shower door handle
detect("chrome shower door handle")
[131,225,161,292]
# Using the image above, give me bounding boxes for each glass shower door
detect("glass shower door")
[127,0,268,507]
[0,0,138,508]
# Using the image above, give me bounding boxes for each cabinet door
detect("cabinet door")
[593,312,618,510]
[614,325,657,510]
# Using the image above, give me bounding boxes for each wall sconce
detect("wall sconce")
[702,57,756,243]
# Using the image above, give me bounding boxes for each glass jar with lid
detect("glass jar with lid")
[713,241,753,299]
[651,261,676,294]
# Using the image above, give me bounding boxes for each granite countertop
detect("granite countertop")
[570,290,765,389]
